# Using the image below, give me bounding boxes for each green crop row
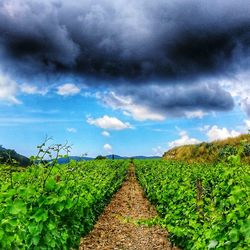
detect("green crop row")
[0,160,128,249]
[135,159,250,250]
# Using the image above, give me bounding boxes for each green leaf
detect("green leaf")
[0,229,4,240]
[45,178,57,191]
[56,202,65,212]
[48,221,56,231]
[244,176,250,187]
[229,228,240,243]
[8,219,18,227]
[32,235,40,245]
[28,224,37,234]
[50,239,56,248]
[9,200,27,215]
[61,231,68,241]
[240,220,250,239]
[28,222,43,236]
[65,199,74,209]
[33,208,48,222]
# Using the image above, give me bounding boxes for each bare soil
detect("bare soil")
[79,165,179,250]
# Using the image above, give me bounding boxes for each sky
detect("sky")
[0,0,250,157]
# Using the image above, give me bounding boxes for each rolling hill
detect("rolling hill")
[0,145,31,166]
[163,134,250,163]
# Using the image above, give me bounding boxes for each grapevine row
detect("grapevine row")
[0,160,128,249]
[135,159,250,249]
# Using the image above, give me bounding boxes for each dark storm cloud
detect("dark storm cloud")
[131,84,234,112]
[0,0,249,114]
[107,83,234,118]
[0,0,249,81]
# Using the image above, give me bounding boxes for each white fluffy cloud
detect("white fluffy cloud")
[219,70,250,117]
[103,143,112,152]
[0,73,21,104]
[168,131,201,149]
[206,125,240,141]
[245,120,250,129]
[102,131,110,137]
[100,91,166,121]
[56,83,81,96]
[184,110,206,119]
[20,83,48,95]
[66,128,77,133]
[87,115,132,130]
[242,98,250,117]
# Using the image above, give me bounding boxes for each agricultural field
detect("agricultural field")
[0,145,250,249]
[0,160,129,249]
[135,159,250,249]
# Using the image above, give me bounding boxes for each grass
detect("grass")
[163,134,250,163]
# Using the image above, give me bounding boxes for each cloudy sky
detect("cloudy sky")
[0,0,249,157]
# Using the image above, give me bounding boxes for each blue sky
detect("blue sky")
[0,0,250,157]
[0,81,248,157]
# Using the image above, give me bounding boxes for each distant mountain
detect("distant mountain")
[105,154,161,160]
[57,154,161,163]
[0,145,31,166]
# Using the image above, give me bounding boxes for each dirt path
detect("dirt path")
[79,165,179,250]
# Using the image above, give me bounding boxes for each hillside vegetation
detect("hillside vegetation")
[163,134,250,163]
[0,146,30,166]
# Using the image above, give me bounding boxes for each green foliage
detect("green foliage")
[0,155,128,249]
[243,143,250,157]
[219,145,238,159]
[135,159,250,249]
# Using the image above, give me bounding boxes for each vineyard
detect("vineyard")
[135,159,250,249]
[0,160,128,249]
[0,155,250,249]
